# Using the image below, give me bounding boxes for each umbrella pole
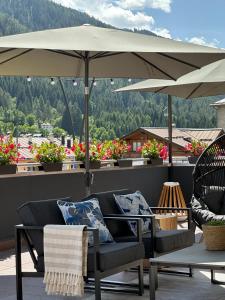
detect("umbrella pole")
[58,78,75,141]
[79,78,95,143]
[168,94,173,165]
[84,51,91,195]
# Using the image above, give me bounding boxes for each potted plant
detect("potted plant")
[0,135,19,174]
[185,140,207,164]
[71,141,103,169]
[30,142,66,172]
[138,139,168,165]
[103,139,132,167]
[202,220,225,250]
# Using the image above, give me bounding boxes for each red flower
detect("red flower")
[4,148,9,154]
[9,143,15,149]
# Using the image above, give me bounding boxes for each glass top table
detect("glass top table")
[149,243,225,300]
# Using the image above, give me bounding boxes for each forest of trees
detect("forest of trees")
[0,0,221,140]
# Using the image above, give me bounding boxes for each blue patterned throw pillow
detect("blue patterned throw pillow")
[114,191,155,235]
[57,198,114,245]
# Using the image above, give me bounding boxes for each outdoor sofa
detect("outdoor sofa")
[16,194,145,300]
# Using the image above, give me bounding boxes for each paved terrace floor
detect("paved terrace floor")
[1,230,225,300]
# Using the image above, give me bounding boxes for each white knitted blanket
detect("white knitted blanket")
[43,225,88,297]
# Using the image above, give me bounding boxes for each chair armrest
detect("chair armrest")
[150,207,192,229]
[103,216,142,243]
[15,224,100,247]
[150,207,190,211]
[15,224,101,273]
[104,214,156,241]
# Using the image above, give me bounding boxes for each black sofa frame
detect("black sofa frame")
[15,216,144,300]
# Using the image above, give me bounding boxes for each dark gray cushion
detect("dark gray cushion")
[88,242,145,272]
[203,186,225,214]
[153,229,194,253]
[90,189,133,237]
[35,242,145,273]
[191,195,225,226]
[116,229,194,257]
[17,197,72,256]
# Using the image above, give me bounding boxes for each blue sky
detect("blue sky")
[52,0,225,48]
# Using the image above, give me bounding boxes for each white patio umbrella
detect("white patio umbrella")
[116,58,225,164]
[0,25,225,193]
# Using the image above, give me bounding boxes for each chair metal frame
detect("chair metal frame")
[15,216,144,300]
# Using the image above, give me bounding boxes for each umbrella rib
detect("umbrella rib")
[90,52,110,59]
[73,51,85,59]
[0,48,17,55]
[47,49,82,60]
[91,52,124,60]
[132,52,176,80]
[157,53,200,69]
[154,86,168,93]
[185,82,203,99]
[0,49,33,66]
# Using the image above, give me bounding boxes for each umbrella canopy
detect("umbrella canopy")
[0,25,225,79]
[0,25,225,194]
[115,58,225,98]
[116,58,225,164]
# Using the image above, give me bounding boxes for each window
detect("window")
[133,141,141,152]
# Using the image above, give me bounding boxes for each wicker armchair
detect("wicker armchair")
[191,134,225,228]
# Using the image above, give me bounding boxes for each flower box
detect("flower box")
[0,164,17,175]
[150,158,163,165]
[41,162,63,172]
[117,159,133,167]
[89,160,101,169]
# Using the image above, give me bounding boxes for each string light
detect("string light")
[27,76,31,82]
[73,79,78,86]
[128,78,132,83]
[50,77,55,85]
[93,80,97,86]
[110,79,114,85]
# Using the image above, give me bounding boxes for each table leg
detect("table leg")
[149,264,157,300]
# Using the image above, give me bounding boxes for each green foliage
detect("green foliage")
[31,142,66,163]
[206,220,225,226]
[52,127,66,137]
[0,0,221,141]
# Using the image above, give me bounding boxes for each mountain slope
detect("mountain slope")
[0,0,220,139]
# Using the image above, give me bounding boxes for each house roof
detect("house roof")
[122,127,224,149]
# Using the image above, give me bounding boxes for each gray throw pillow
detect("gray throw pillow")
[114,191,159,235]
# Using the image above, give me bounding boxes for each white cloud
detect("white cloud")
[186,36,220,48]
[152,27,172,38]
[117,0,172,13]
[52,0,155,30]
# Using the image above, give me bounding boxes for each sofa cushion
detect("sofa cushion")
[114,191,154,235]
[17,197,72,256]
[90,189,133,237]
[36,242,145,273]
[57,198,114,245]
[115,229,194,257]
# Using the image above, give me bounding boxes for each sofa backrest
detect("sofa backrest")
[17,197,71,256]
[90,189,133,237]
